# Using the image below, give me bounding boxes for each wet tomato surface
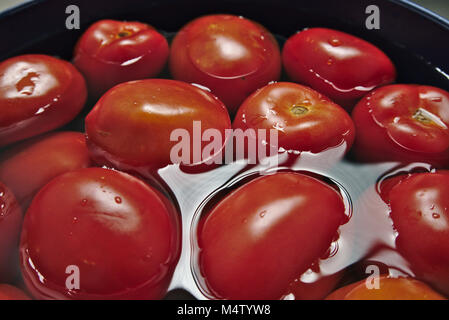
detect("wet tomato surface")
[388,171,449,295]
[74,19,169,98]
[0,131,91,208]
[282,28,396,109]
[170,14,281,114]
[233,82,355,155]
[197,172,347,299]
[0,54,87,147]
[352,84,449,167]
[20,167,181,299]
[85,79,231,173]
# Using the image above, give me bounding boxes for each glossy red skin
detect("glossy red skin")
[0,182,22,282]
[170,14,281,114]
[20,167,180,300]
[74,20,169,98]
[198,172,346,300]
[282,28,396,109]
[0,131,91,208]
[352,85,449,167]
[326,276,445,300]
[85,79,231,173]
[285,271,343,300]
[0,54,87,147]
[233,82,355,154]
[0,284,30,300]
[389,171,449,295]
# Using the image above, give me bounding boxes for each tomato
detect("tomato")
[0,54,87,147]
[282,28,396,109]
[352,85,449,166]
[73,19,169,98]
[326,276,445,300]
[197,172,347,299]
[0,182,22,282]
[0,131,91,208]
[0,284,30,300]
[20,167,180,300]
[169,14,281,114]
[85,79,231,173]
[388,171,449,295]
[233,82,355,156]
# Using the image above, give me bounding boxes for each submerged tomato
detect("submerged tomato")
[170,14,281,114]
[0,131,91,208]
[326,276,445,300]
[0,284,30,300]
[74,19,169,98]
[198,172,346,300]
[352,85,449,166]
[20,167,181,300]
[0,182,22,282]
[85,79,231,173]
[233,82,355,156]
[0,54,87,147]
[389,171,449,295]
[282,28,396,109]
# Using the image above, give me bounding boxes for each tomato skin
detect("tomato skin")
[169,14,281,114]
[74,20,169,98]
[0,54,87,147]
[282,28,396,109]
[0,132,91,208]
[326,276,445,300]
[285,271,343,300]
[0,182,22,282]
[198,172,346,300]
[233,82,355,154]
[85,79,231,173]
[0,284,30,300]
[352,85,449,166]
[20,167,181,300]
[389,171,449,295]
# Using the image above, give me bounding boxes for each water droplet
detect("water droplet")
[115,196,122,204]
[432,213,440,219]
[327,58,334,65]
[81,199,88,206]
[259,210,266,218]
[431,97,443,102]
[329,38,341,46]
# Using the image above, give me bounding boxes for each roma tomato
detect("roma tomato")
[197,172,347,300]
[389,171,449,295]
[0,54,87,147]
[0,131,91,208]
[326,276,445,300]
[0,182,22,282]
[0,284,30,300]
[352,85,449,167]
[233,82,355,156]
[85,79,231,173]
[282,28,396,109]
[74,19,169,98]
[169,14,281,114]
[20,167,181,300]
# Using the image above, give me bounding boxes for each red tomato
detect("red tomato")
[282,28,396,109]
[20,167,181,300]
[326,276,445,300]
[0,54,87,147]
[169,14,281,114]
[0,131,91,208]
[197,172,347,299]
[74,19,169,98]
[389,171,449,295]
[85,79,231,173]
[0,182,22,282]
[233,82,355,155]
[352,84,449,167]
[0,284,30,300]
